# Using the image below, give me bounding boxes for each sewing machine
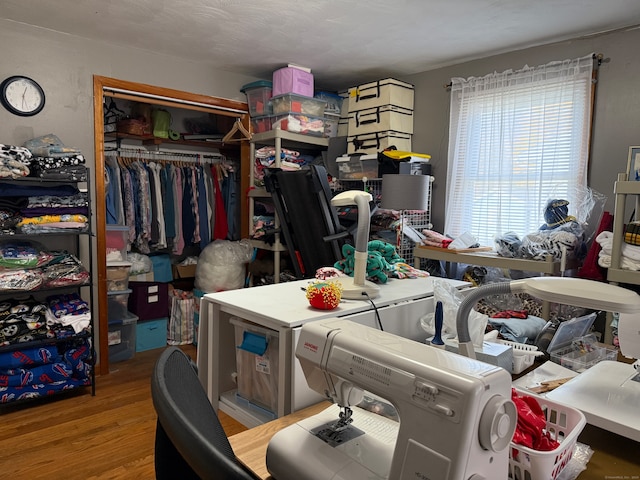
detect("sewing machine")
[266,319,517,480]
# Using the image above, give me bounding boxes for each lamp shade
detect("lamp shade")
[381,174,431,211]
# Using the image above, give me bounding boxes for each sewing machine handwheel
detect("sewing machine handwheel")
[478,395,517,452]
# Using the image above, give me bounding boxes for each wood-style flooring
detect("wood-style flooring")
[0,345,248,480]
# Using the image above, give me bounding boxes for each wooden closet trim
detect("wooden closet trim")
[93,75,251,375]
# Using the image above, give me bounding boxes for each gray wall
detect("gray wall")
[0,19,261,154]
[406,26,640,234]
[1,20,639,236]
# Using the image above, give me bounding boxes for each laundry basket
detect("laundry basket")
[509,391,586,480]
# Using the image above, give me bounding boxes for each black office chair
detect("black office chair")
[151,346,259,480]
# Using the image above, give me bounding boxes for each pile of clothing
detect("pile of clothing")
[595,230,640,270]
[0,134,86,181]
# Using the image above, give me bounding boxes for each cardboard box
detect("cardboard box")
[173,264,197,279]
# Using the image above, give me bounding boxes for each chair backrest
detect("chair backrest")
[151,346,258,480]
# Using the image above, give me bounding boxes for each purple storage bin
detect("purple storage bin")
[272,67,314,97]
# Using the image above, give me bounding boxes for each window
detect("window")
[445,54,595,247]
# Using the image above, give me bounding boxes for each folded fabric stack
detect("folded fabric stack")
[0,144,32,179]
[23,134,86,181]
[596,230,640,270]
[0,181,89,234]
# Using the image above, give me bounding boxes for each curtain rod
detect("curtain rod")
[442,52,605,89]
[103,87,248,115]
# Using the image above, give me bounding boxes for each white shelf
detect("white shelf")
[219,390,276,429]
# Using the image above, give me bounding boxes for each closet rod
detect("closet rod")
[103,87,247,115]
[105,148,223,161]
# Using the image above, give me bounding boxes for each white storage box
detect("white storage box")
[336,154,379,180]
[347,130,412,154]
[337,116,349,137]
[231,317,280,414]
[348,78,414,112]
[348,104,414,135]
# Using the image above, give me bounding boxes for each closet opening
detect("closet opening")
[93,75,250,375]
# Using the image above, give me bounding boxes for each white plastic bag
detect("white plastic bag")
[420,278,488,348]
[194,239,253,292]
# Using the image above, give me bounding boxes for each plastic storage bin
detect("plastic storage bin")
[272,113,325,137]
[270,93,326,117]
[135,317,168,352]
[107,289,132,323]
[250,115,273,134]
[336,154,379,180]
[231,317,279,414]
[108,313,138,363]
[324,113,340,138]
[315,91,343,115]
[106,225,129,262]
[272,66,314,97]
[106,261,132,292]
[549,334,618,372]
[509,390,586,480]
[128,281,169,321]
[241,80,272,117]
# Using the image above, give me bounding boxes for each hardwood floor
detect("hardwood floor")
[0,345,248,480]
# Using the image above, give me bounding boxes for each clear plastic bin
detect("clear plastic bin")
[108,313,138,363]
[106,261,131,292]
[106,225,129,263]
[272,113,325,137]
[549,334,618,372]
[271,93,326,117]
[241,80,273,117]
[250,115,273,134]
[336,154,378,180]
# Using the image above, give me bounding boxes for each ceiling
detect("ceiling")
[3,0,640,90]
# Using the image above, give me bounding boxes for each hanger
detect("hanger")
[222,118,252,143]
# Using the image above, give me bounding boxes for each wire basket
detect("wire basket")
[509,391,586,480]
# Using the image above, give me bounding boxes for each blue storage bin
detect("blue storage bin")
[135,317,168,352]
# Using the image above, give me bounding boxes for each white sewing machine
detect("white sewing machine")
[266,319,517,480]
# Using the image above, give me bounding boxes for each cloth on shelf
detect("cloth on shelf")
[0,144,31,179]
[596,230,640,270]
[23,134,82,159]
[495,198,587,261]
[420,229,452,248]
[487,314,547,343]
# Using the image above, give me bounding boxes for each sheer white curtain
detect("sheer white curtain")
[445,54,594,247]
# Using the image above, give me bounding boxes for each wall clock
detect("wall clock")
[0,75,46,117]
